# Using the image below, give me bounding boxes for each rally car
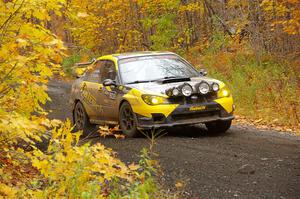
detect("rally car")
[70,51,234,137]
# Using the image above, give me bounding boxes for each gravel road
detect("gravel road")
[46,79,300,199]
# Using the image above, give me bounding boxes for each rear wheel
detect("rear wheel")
[73,101,96,136]
[205,120,232,134]
[119,102,139,137]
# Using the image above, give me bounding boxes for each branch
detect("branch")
[0,62,18,85]
[0,86,11,99]
[0,0,26,43]
[0,0,25,31]
[204,0,234,38]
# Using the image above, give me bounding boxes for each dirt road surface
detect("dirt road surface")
[46,80,300,199]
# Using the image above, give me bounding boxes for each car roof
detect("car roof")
[112,51,176,60]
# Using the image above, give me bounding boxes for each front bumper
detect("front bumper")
[136,102,234,129]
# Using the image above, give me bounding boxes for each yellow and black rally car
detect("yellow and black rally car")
[70,52,234,137]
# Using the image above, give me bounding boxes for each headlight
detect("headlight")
[141,95,167,105]
[198,82,210,94]
[218,86,231,98]
[181,84,193,97]
[212,83,219,92]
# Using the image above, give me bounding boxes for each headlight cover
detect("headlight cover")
[218,86,231,98]
[181,83,193,97]
[198,82,210,94]
[141,95,167,105]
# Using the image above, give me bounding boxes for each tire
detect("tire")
[73,101,96,137]
[205,120,232,134]
[119,102,139,137]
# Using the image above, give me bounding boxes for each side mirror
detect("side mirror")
[199,68,207,76]
[103,79,116,87]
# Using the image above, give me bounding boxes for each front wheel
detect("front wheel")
[205,120,232,134]
[119,102,139,137]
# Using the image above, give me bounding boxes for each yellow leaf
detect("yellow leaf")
[0,183,17,197]
[128,163,140,171]
[114,134,125,139]
[175,181,184,188]
[77,12,89,18]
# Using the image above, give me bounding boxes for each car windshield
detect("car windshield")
[119,55,199,84]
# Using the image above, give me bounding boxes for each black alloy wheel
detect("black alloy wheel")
[119,102,139,137]
[73,101,95,136]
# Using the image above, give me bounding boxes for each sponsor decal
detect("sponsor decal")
[95,105,104,112]
[109,91,117,100]
[80,82,97,105]
[189,106,206,111]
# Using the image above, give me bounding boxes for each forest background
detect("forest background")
[60,0,300,131]
[0,0,299,198]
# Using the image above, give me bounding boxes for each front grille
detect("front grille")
[172,110,219,121]
[168,93,217,105]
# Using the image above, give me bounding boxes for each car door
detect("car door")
[80,61,105,121]
[98,60,119,122]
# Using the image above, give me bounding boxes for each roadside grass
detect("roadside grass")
[186,34,300,133]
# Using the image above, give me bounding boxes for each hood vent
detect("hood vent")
[158,77,191,84]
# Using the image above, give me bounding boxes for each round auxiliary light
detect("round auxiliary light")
[166,89,173,97]
[212,83,220,92]
[198,82,210,95]
[172,88,180,96]
[181,84,193,97]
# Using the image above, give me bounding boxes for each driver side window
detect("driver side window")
[100,60,116,82]
[84,60,105,83]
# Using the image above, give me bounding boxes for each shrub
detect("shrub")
[23,121,158,198]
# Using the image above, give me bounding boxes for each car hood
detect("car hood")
[126,76,223,96]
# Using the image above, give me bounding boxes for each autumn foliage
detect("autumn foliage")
[0,0,299,198]
[0,0,157,198]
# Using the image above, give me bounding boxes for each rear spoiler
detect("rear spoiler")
[72,58,96,78]
[74,58,96,68]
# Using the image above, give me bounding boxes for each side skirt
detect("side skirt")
[90,119,118,126]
